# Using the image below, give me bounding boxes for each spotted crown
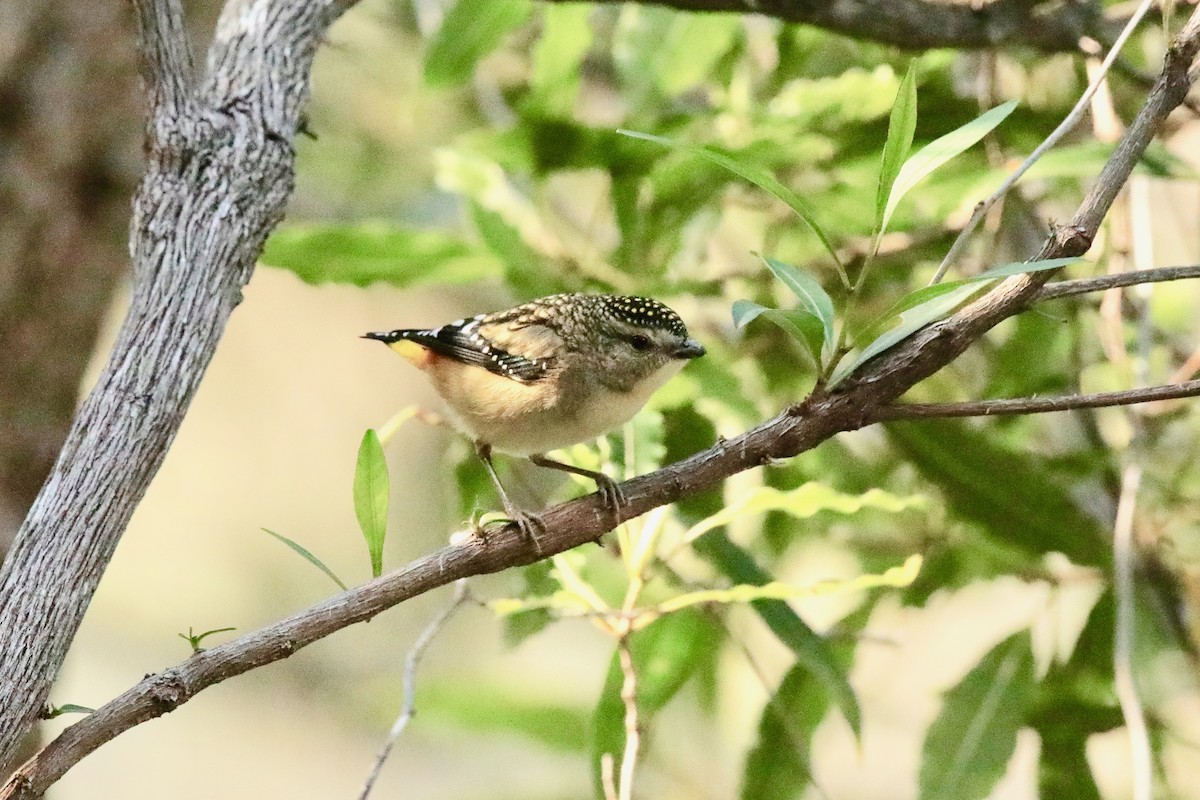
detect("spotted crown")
[594,295,689,337]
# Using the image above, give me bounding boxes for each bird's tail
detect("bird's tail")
[362,329,436,368]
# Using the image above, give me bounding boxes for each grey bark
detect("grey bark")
[0,0,351,771]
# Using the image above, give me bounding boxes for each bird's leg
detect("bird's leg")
[476,442,545,551]
[528,453,626,519]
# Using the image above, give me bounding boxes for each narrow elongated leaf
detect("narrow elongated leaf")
[424,0,533,87]
[740,663,829,800]
[656,555,921,616]
[692,531,862,736]
[831,283,982,386]
[732,300,823,368]
[684,484,926,547]
[353,429,389,578]
[617,129,845,280]
[886,421,1111,566]
[919,631,1034,800]
[262,528,348,591]
[882,100,1018,235]
[833,257,1081,384]
[876,63,919,235]
[261,224,500,288]
[761,256,837,356]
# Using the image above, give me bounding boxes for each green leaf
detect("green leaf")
[740,663,829,800]
[423,0,534,87]
[691,531,862,736]
[760,256,837,357]
[833,257,1081,384]
[260,223,500,288]
[529,5,593,115]
[44,703,96,719]
[882,100,1017,236]
[919,631,1034,800]
[732,300,823,368]
[262,528,348,591]
[876,62,919,237]
[650,14,741,96]
[886,421,1110,566]
[178,626,237,654]
[417,679,590,754]
[590,611,716,798]
[617,129,846,283]
[832,283,982,385]
[354,429,389,578]
[684,484,926,547]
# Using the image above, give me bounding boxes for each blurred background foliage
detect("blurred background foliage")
[15,0,1200,797]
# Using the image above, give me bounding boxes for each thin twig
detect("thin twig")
[872,379,1200,420]
[601,755,619,800]
[358,580,470,800]
[1113,464,1153,800]
[930,0,1159,284]
[616,635,640,800]
[1037,264,1200,300]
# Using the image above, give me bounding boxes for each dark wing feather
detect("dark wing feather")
[392,319,552,383]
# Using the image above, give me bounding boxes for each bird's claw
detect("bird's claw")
[593,473,626,521]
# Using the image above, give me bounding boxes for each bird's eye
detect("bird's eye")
[629,334,653,352]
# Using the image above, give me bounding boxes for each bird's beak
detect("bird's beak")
[672,338,706,360]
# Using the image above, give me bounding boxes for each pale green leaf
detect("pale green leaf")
[882,100,1018,235]
[760,256,837,357]
[423,0,534,87]
[260,223,500,288]
[919,631,1034,800]
[876,62,919,236]
[657,555,922,616]
[732,300,823,368]
[529,5,593,114]
[683,484,927,547]
[353,429,389,578]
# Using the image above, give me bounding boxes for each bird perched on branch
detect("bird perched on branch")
[364,293,705,542]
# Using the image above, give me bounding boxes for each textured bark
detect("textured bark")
[0,0,351,771]
[545,0,1110,52]
[2,7,1198,794]
[0,1,140,549]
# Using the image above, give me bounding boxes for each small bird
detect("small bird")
[364,293,705,541]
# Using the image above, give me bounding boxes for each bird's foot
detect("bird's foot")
[505,507,547,554]
[592,472,627,524]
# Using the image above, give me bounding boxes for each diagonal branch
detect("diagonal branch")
[3,7,1199,795]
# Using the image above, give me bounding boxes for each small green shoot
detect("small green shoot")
[354,428,390,578]
[262,528,348,591]
[179,626,237,655]
[830,257,1082,385]
[43,703,95,720]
